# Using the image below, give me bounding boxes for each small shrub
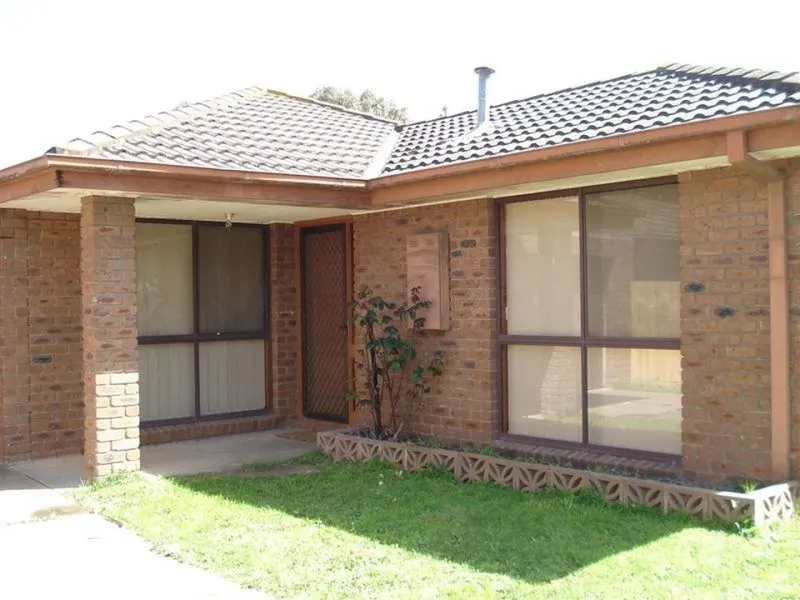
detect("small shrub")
[347,286,445,440]
[415,435,445,449]
[739,480,758,494]
[460,443,500,457]
[734,519,756,537]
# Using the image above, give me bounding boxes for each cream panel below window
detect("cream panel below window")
[199,340,266,415]
[140,344,195,422]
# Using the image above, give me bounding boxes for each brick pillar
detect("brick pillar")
[269,224,298,417]
[0,209,31,462]
[81,196,139,480]
[679,168,771,482]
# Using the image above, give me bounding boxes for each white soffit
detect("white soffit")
[134,197,351,223]
[362,155,731,213]
[0,190,353,223]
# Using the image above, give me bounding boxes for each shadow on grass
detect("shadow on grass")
[171,454,725,586]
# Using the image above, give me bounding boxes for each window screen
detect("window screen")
[197,225,266,334]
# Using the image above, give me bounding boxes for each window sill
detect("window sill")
[493,434,681,480]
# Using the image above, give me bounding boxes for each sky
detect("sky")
[1,0,799,169]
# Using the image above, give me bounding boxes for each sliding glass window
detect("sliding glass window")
[500,182,681,457]
[136,221,269,425]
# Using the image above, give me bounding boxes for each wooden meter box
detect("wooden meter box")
[406,231,450,330]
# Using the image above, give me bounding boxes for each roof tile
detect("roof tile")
[52,88,396,179]
[48,63,800,178]
[381,64,800,174]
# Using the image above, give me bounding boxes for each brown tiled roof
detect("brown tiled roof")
[51,88,397,179]
[381,64,800,174]
[48,64,800,179]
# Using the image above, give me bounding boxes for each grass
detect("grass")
[74,453,800,599]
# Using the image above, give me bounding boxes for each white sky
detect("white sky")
[1,0,799,170]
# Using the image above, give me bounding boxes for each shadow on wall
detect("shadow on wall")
[171,459,717,586]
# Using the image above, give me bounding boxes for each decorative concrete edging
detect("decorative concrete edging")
[317,429,797,525]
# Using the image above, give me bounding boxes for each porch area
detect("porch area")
[0,429,315,525]
[0,191,357,482]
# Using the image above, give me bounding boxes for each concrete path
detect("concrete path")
[12,429,316,489]
[0,512,268,599]
[0,466,82,526]
[0,430,316,599]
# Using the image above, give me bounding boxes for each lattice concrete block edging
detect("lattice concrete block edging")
[317,429,798,525]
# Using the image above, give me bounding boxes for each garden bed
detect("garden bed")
[318,429,797,524]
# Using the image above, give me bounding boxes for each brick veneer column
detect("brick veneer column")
[81,196,139,480]
[0,209,31,462]
[269,223,298,417]
[679,167,772,482]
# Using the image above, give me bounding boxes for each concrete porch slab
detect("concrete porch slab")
[0,466,86,526]
[10,429,316,491]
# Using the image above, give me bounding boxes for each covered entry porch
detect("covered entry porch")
[0,169,365,480]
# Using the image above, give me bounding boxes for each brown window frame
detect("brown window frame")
[136,218,271,427]
[496,176,680,462]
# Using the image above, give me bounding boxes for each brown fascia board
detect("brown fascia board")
[3,105,800,209]
[0,166,59,204]
[367,105,800,204]
[0,155,371,209]
[40,156,369,188]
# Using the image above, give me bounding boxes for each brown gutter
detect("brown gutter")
[727,130,791,481]
[0,169,60,204]
[371,134,729,206]
[369,105,800,189]
[0,156,50,182]
[0,155,371,209]
[3,105,800,205]
[0,154,367,189]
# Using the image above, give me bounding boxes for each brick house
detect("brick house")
[1,63,800,483]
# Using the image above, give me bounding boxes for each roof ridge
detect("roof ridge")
[400,67,663,129]
[658,63,800,90]
[265,89,401,125]
[49,87,268,155]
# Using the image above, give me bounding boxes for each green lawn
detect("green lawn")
[74,453,800,599]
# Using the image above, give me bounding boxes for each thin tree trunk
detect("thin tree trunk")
[369,345,382,436]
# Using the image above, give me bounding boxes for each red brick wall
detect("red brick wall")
[353,199,498,443]
[0,210,83,462]
[354,172,797,482]
[269,223,298,417]
[679,165,776,481]
[4,165,799,483]
[0,209,30,462]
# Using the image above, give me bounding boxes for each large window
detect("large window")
[136,221,269,425]
[501,181,681,456]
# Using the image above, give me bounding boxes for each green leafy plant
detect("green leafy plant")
[348,286,445,440]
[734,518,757,539]
[414,434,445,449]
[739,480,758,494]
